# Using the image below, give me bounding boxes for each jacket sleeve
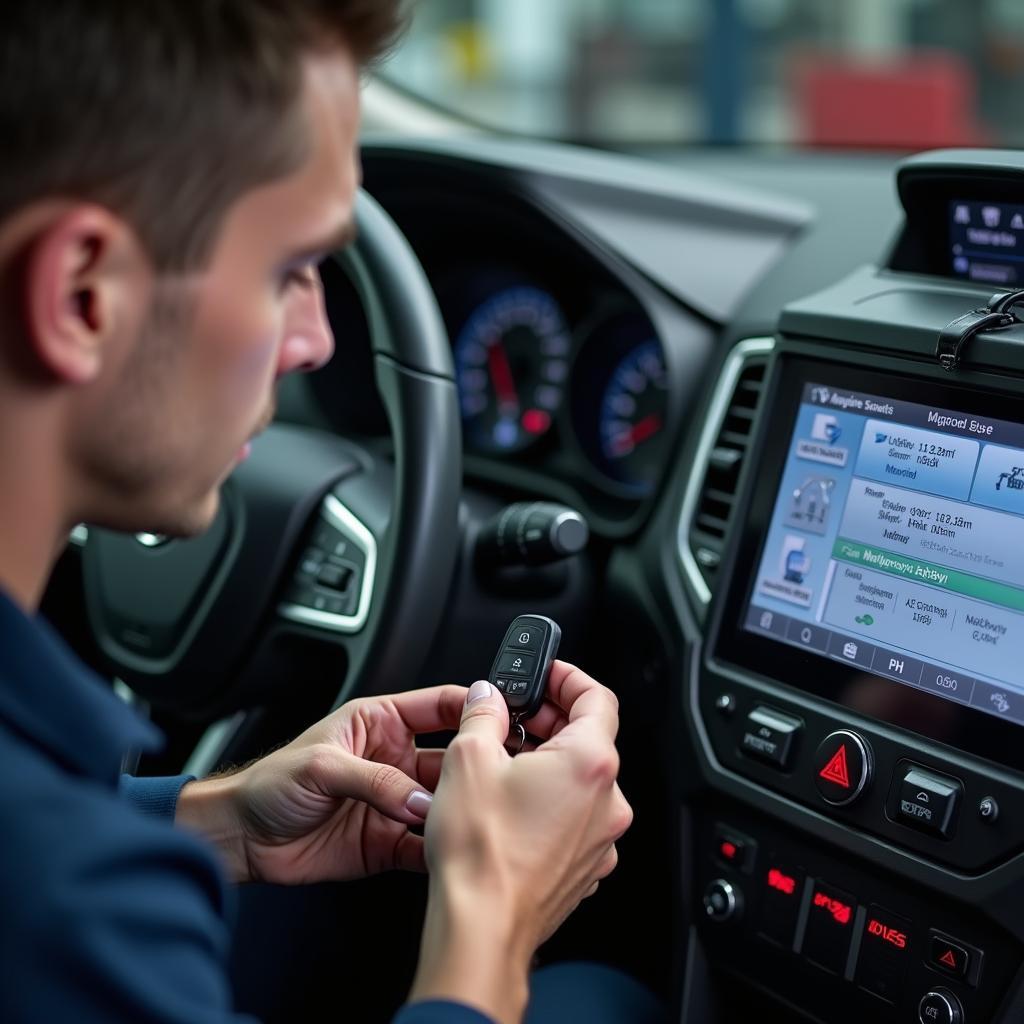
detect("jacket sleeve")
[120,773,195,820]
[392,1002,495,1024]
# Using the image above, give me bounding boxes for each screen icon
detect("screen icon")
[842,641,858,659]
[1013,213,1024,230]
[785,476,835,535]
[854,614,874,626]
[811,413,841,444]
[759,611,774,630]
[991,692,1011,714]
[996,467,1024,492]
[780,536,811,585]
[983,205,1002,228]
[954,204,970,224]
[874,431,888,444]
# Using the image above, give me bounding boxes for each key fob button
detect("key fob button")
[496,651,536,677]
[506,627,544,654]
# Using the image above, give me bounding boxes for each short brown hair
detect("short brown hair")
[0,1,407,271]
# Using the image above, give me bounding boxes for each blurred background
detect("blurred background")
[384,0,1024,150]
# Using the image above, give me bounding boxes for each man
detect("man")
[0,3,649,1023]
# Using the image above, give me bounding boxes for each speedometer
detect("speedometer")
[453,285,571,454]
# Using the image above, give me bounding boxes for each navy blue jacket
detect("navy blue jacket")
[0,589,490,1024]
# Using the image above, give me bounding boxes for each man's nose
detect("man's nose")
[278,269,336,377]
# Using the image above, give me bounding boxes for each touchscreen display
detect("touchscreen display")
[745,381,1024,726]
[950,198,1024,285]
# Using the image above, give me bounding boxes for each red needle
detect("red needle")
[487,340,519,412]
[627,413,662,446]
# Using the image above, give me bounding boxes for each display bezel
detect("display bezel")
[715,356,1024,773]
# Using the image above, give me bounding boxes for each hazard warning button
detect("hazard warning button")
[813,730,872,806]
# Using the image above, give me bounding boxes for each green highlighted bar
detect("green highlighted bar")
[832,538,1024,613]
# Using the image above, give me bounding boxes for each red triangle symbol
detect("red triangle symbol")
[940,949,958,969]
[819,745,851,788]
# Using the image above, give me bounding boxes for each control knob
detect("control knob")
[918,987,964,1024]
[702,879,742,923]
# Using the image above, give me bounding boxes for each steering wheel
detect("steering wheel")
[80,190,462,725]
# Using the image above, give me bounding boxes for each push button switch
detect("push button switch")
[740,706,802,769]
[813,730,872,806]
[896,765,962,839]
[495,651,536,677]
[802,881,856,975]
[856,904,912,1005]
[928,929,982,986]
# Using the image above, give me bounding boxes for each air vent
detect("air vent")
[678,337,774,605]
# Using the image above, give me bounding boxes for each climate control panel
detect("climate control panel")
[694,803,1021,1023]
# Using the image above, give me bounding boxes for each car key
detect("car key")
[488,614,561,755]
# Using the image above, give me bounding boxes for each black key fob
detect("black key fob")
[488,614,561,722]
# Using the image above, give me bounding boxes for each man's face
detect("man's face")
[71,49,357,536]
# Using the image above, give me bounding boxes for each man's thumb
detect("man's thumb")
[457,680,510,746]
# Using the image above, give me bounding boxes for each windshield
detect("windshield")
[386,0,1024,149]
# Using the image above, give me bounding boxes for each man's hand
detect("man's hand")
[176,686,473,885]
[409,661,632,1024]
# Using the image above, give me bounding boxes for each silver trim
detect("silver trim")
[278,492,378,634]
[677,336,775,605]
[703,879,738,922]
[183,711,248,778]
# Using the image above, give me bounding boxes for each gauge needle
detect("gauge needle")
[627,413,662,445]
[488,340,519,413]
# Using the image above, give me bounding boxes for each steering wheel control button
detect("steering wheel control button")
[757,862,804,948]
[316,563,353,591]
[802,881,857,975]
[928,930,982,986]
[495,650,536,677]
[740,706,802,770]
[703,879,741,923]
[813,730,872,806]
[856,904,912,1005]
[978,796,999,823]
[896,765,962,839]
[918,988,964,1024]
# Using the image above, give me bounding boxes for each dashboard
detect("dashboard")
[276,139,1024,1022]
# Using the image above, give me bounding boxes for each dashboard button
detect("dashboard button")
[740,706,802,769]
[897,765,962,839]
[813,730,872,806]
[713,826,755,872]
[803,880,857,975]
[928,929,983,986]
[978,796,999,823]
[929,935,969,980]
[857,904,912,1005]
[918,987,963,1024]
[757,861,804,949]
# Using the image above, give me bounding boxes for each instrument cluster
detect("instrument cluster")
[443,268,671,500]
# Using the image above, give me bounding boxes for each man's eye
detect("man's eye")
[281,265,317,292]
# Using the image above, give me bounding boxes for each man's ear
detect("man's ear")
[22,205,149,385]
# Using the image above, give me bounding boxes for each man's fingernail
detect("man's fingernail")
[466,680,492,705]
[406,790,433,818]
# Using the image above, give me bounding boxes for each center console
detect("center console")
[683,152,1024,1024]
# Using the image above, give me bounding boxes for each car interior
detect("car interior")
[38,8,1024,1024]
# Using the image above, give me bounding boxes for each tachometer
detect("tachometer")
[453,285,571,454]
[597,339,669,491]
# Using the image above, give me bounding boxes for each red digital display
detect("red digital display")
[720,841,738,860]
[767,868,797,895]
[867,917,908,950]
[813,890,852,925]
